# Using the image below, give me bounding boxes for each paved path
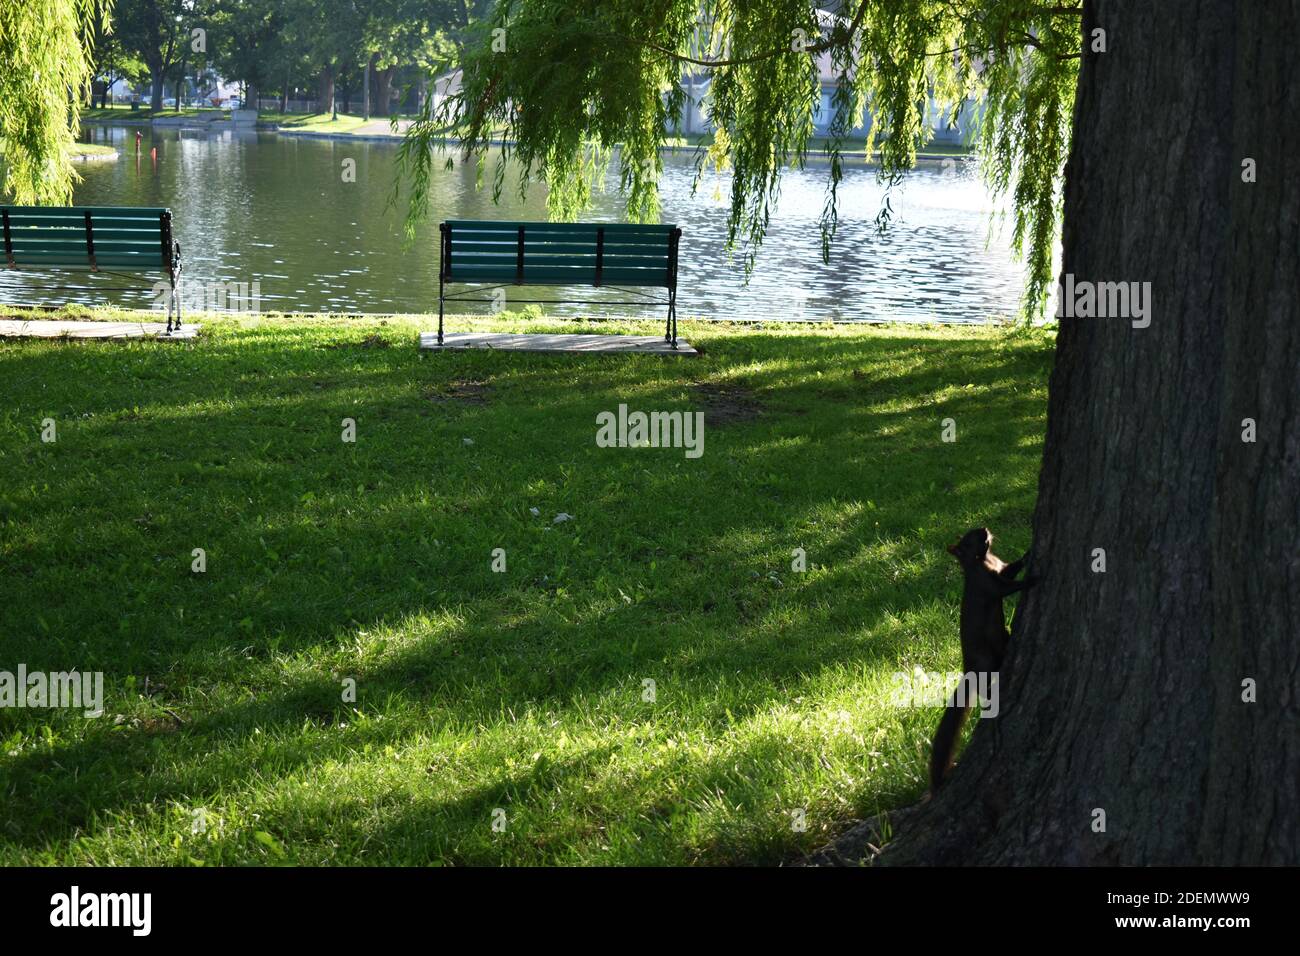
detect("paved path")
[0,319,198,340]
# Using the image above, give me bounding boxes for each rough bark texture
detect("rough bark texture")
[317,69,335,115]
[374,65,396,118]
[867,0,1298,866]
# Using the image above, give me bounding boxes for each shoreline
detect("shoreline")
[0,305,1036,331]
[78,115,975,162]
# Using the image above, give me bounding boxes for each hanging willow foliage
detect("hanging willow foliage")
[398,0,1082,318]
[0,0,108,204]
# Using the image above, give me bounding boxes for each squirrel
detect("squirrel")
[929,527,1035,793]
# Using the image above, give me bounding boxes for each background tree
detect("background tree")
[400,0,1298,864]
[0,0,107,203]
[293,0,366,116]
[208,0,287,107]
[86,0,149,106]
[114,0,192,111]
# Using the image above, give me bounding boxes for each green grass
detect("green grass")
[0,309,1052,865]
[80,105,230,122]
[0,142,117,161]
[67,143,118,160]
[264,112,420,134]
[268,113,379,134]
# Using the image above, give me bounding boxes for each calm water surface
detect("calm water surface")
[0,126,1026,322]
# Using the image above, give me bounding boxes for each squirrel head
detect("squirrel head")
[947,527,992,565]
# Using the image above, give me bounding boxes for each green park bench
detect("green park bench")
[1,205,184,332]
[438,220,683,348]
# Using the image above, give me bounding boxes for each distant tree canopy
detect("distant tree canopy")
[401,0,1083,316]
[0,0,107,203]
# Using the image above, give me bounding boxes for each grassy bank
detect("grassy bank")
[265,112,391,134]
[0,142,117,162]
[67,143,118,161]
[0,310,1051,865]
[80,105,231,122]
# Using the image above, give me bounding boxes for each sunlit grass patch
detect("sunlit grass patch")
[0,310,1052,864]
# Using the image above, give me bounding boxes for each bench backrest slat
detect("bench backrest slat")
[442,220,678,288]
[0,206,173,270]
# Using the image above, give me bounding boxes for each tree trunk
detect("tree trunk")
[317,68,334,115]
[374,65,396,117]
[150,73,164,113]
[363,54,373,120]
[876,0,1298,865]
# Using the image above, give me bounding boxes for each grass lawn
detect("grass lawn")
[265,112,415,134]
[0,310,1052,865]
[80,106,230,122]
[0,142,117,161]
[67,143,118,160]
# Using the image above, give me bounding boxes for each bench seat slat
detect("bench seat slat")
[1,205,167,218]
[10,239,165,255]
[452,232,672,246]
[451,253,668,269]
[449,240,671,255]
[447,219,675,233]
[7,251,168,267]
[2,215,165,228]
[6,227,164,242]
[447,264,668,286]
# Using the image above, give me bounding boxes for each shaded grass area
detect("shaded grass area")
[0,311,1052,865]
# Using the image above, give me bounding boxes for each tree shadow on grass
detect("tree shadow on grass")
[0,326,1050,860]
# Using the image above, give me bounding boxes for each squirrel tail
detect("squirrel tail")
[929,690,972,793]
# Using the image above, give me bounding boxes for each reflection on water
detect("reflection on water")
[0,126,1026,322]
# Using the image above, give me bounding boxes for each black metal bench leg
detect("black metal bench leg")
[174,245,183,330]
[438,277,445,346]
[667,290,678,350]
[165,243,182,334]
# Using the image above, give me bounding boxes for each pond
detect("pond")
[0,125,1027,323]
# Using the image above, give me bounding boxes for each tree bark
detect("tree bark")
[873,0,1299,866]
[374,65,396,117]
[317,68,334,115]
[149,73,164,113]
